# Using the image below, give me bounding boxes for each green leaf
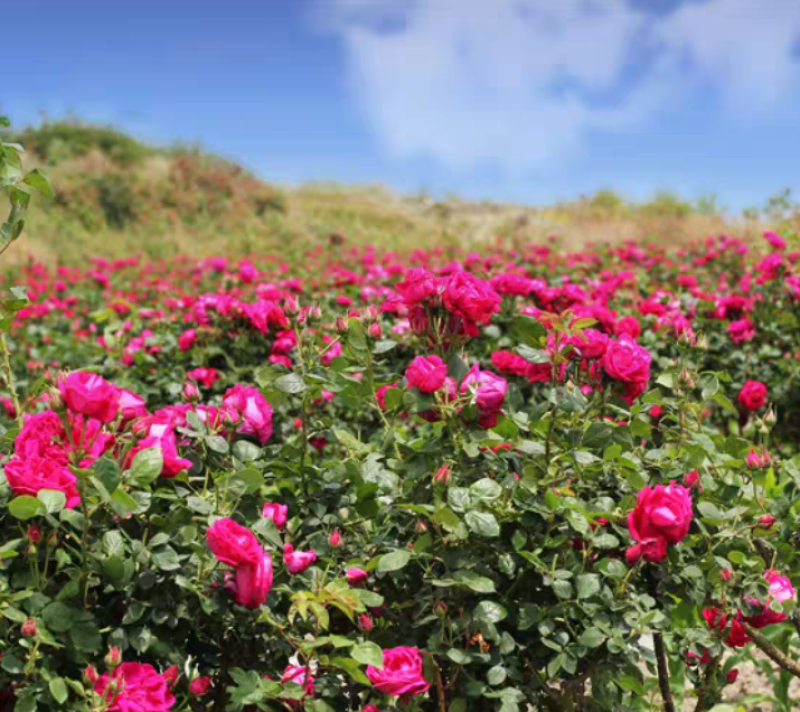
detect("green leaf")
[49,677,68,704]
[129,448,163,486]
[37,489,66,514]
[377,549,411,573]
[22,169,54,199]
[465,512,500,538]
[576,574,601,599]
[578,627,606,648]
[473,600,507,623]
[698,502,724,520]
[94,457,121,494]
[351,641,383,668]
[9,496,42,520]
[469,478,502,504]
[453,571,496,593]
[275,373,306,394]
[553,580,573,599]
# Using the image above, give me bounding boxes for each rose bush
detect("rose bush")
[0,139,798,710]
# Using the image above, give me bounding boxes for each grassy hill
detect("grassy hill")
[3,120,792,264]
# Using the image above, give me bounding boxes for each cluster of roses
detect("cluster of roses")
[403,355,508,428]
[700,569,797,653]
[4,370,274,512]
[383,268,502,340]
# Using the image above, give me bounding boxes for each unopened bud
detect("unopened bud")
[183,381,200,402]
[84,666,99,683]
[764,408,777,427]
[162,665,180,688]
[328,530,342,548]
[284,298,300,316]
[433,600,447,617]
[21,619,37,638]
[434,463,451,485]
[416,519,428,534]
[105,646,122,669]
[335,317,349,334]
[367,323,382,339]
[758,514,776,530]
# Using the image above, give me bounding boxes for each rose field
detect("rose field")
[3,126,800,712]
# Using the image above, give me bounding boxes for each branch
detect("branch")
[653,631,677,712]
[744,623,800,678]
[692,654,721,712]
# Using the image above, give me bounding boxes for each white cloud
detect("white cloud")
[318,0,800,171]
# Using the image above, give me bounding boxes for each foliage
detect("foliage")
[0,223,797,712]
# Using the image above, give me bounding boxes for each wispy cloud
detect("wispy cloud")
[317,0,800,172]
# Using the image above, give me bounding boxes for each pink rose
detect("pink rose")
[460,364,507,414]
[284,543,317,575]
[602,334,652,384]
[206,518,263,567]
[262,503,289,530]
[442,271,502,326]
[189,676,211,696]
[178,329,197,352]
[281,665,314,696]
[395,268,440,307]
[765,569,796,603]
[95,663,176,712]
[118,389,148,421]
[186,367,219,388]
[59,372,120,423]
[128,427,193,478]
[4,456,81,509]
[626,484,693,563]
[737,380,768,412]
[569,329,609,360]
[405,355,448,393]
[227,553,273,608]
[346,568,369,586]
[222,385,273,444]
[366,646,429,697]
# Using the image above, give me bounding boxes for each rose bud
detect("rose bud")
[726,668,739,684]
[183,381,200,402]
[162,665,180,688]
[368,323,382,339]
[358,613,373,631]
[336,317,349,334]
[416,519,428,534]
[720,568,733,582]
[26,525,42,544]
[346,568,369,587]
[434,601,447,617]
[83,666,99,684]
[328,530,342,548]
[683,470,701,490]
[105,646,122,668]
[758,514,776,530]
[189,676,212,696]
[434,464,451,486]
[21,619,37,638]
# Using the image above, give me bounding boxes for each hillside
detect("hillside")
[3,121,793,263]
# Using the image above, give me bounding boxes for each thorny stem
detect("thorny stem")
[648,569,676,712]
[744,623,800,678]
[692,654,721,712]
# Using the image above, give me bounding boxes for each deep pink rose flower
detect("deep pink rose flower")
[460,364,507,414]
[442,271,501,325]
[281,665,315,696]
[366,646,429,697]
[737,380,768,412]
[614,316,641,339]
[284,543,317,575]
[569,329,609,360]
[95,662,176,712]
[602,334,652,384]
[405,355,448,393]
[262,503,289,529]
[128,426,192,478]
[222,385,273,444]
[59,371,120,423]
[227,552,273,608]
[346,568,369,586]
[178,329,198,352]
[395,268,440,307]
[626,484,693,563]
[4,456,81,509]
[118,389,148,421]
[189,676,211,696]
[765,569,796,603]
[206,518,263,567]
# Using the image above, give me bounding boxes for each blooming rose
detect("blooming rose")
[460,364,507,414]
[491,350,536,378]
[765,569,796,603]
[284,544,317,575]
[262,503,289,529]
[615,316,641,339]
[94,662,176,712]
[569,329,609,360]
[227,553,273,608]
[206,518,263,567]
[128,428,192,478]
[366,646,429,697]
[118,389,148,421]
[626,484,693,563]
[222,385,273,444]
[395,268,440,307]
[602,334,652,384]
[186,367,219,388]
[737,380,768,412]
[178,329,198,352]
[59,371,120,423]
[281,665,315,696]
[4,456,81,509]
[442,271,501,325]
[405,355,447,393]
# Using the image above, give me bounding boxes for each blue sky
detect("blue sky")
[5,0,800,211]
